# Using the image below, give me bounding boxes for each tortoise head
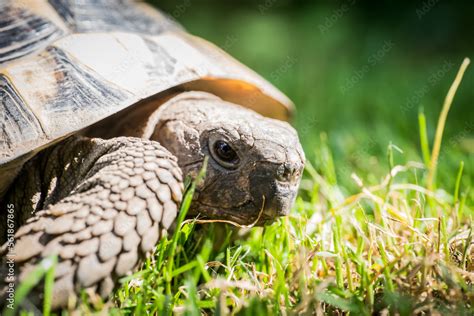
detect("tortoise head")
[152,91,305,225]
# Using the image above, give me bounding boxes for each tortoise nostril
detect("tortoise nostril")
[277,163,300,182]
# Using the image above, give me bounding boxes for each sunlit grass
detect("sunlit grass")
[106,150,472,314]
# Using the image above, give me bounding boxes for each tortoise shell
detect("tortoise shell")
[0,0,293,167]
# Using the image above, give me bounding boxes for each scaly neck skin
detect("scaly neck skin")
[0,155,33,201]
[148,91,305,225]
[0,137,111,242]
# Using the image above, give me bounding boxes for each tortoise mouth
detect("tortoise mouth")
[187,195,294,227]
[187,199,279,226]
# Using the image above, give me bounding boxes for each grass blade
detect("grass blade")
[418,109,431,167]
[426,58,470,191]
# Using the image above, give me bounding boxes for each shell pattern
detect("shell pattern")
[0,0,292,165]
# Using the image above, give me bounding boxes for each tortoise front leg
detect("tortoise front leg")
[1,136,183,309]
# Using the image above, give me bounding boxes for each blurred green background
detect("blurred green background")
[151,0,473,193]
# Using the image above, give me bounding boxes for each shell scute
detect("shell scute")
[0,0,293,166]
[48,0,178,34]
[0,4,63,64]
[0,75,44,161]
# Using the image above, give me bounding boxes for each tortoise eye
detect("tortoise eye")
[211,140,240,168]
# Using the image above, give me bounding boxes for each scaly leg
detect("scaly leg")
[1,136,183,309]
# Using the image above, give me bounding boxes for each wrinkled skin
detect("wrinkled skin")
[0,91,304,309]
[152,92,305,224]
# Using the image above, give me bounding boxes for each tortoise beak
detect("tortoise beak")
[253,182,298,224]
[250,161,303,224]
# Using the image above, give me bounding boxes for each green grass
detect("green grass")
[78,61,473,314]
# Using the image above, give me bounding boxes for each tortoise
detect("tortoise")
[0,0,305,310]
